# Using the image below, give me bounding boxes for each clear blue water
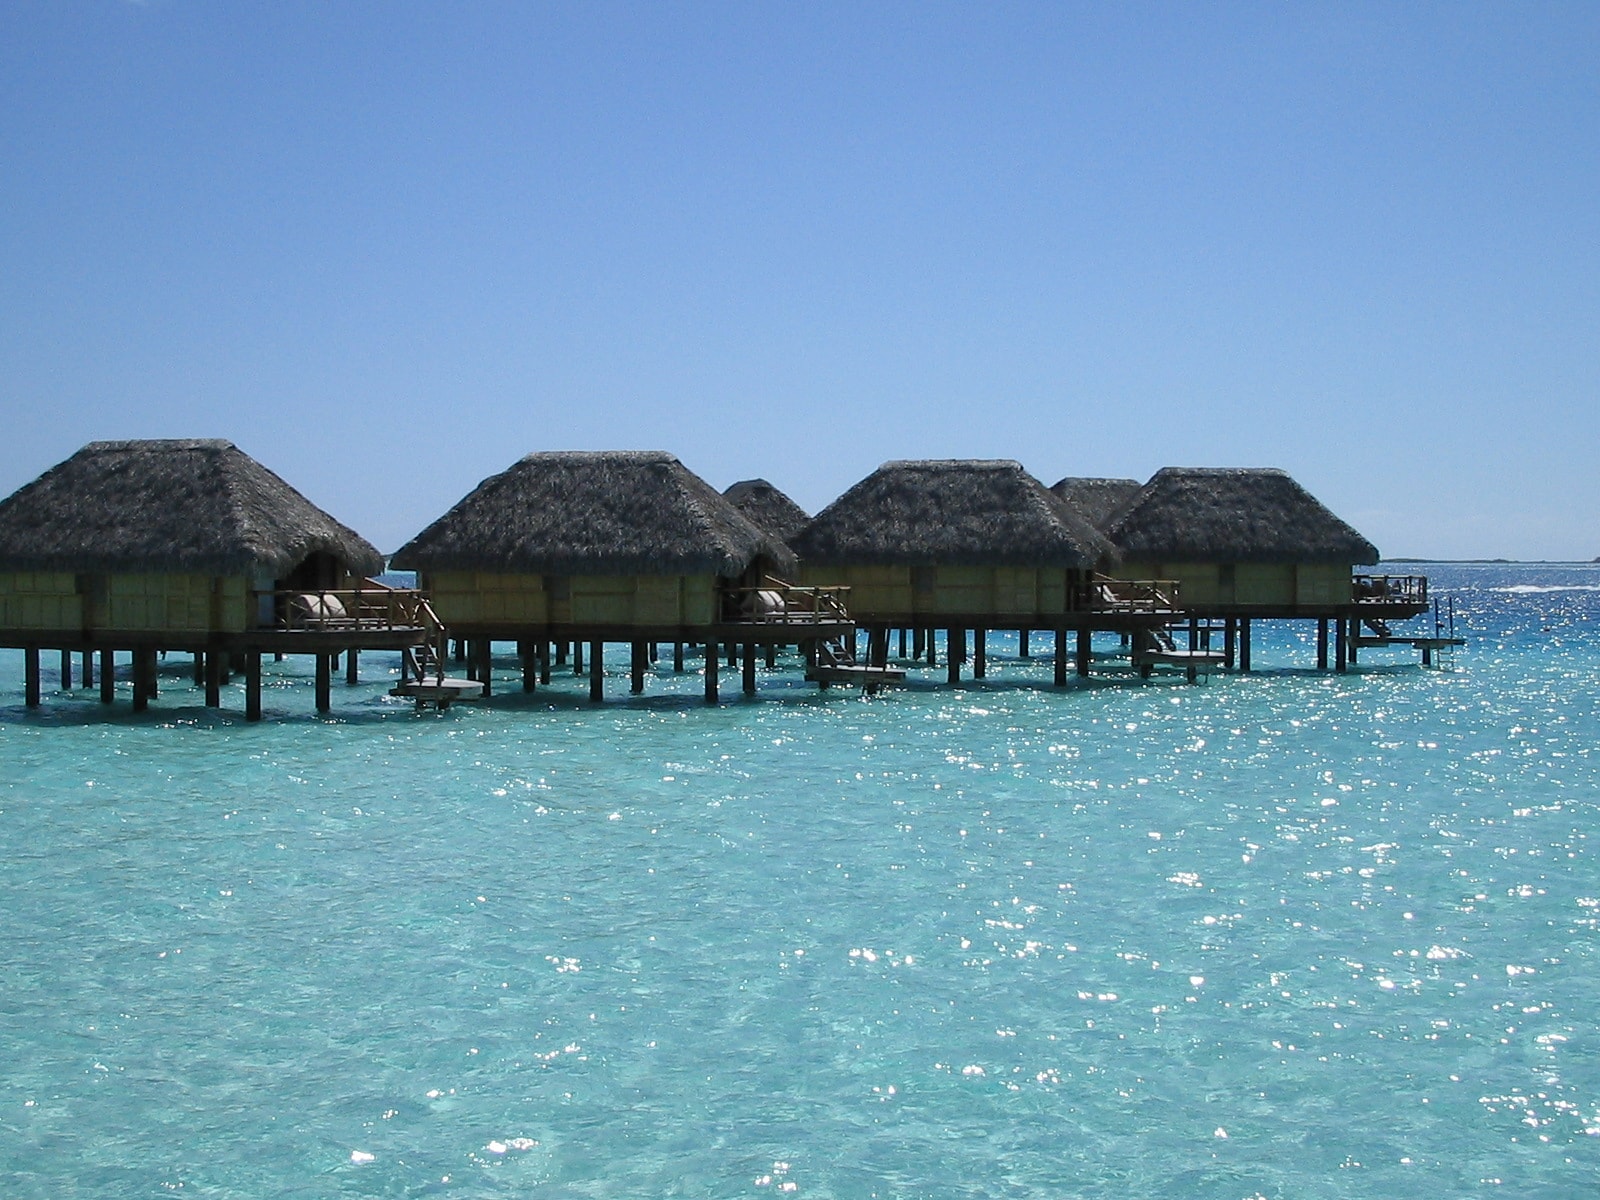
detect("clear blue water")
[2,564,1597,1198]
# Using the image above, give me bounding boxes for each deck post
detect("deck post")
[765,643,776,668]
[1335,616,1348,672]
[100,650,114,703]
[315,654,332,713]
[477,640,493,697]
[912,627,924,659]
[1421,641,1433,667]
[674,642,684,672]
[704,638,719,703]
[132,648,150,713]
[539,642,551,685]
[926,627,936,667]
[898,628,908,658]
[82,649,93,689]
[24,648,40,708]
[1239,619,1252,673]
[631,640,647,694]
[947,627,963,686]
[346,649,360,685]
[741,643,757,696]
[60,649,73,690]
[192,651,204,687]
[728,642,738,668]
[573,641,584,675]
[1019,629,1030,659]
[1317,619,1329,670]
[1348,617,1360,665]
[973,628,987,679]
[521,642,537,692]
[1076,628,1092,678]
[589,640,604,702]
[245,652,262,720]
[205,647,223,707]
[1053,628,1068,686]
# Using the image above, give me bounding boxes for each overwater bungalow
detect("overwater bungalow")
[723,479,811,546]
[390,451,855,700]
[1102,467,1436,670]
[1050,477,1142,533]
[0,439,438,717]
[790,460,1178,684]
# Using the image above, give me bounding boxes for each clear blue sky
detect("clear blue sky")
[2,2,1595,559]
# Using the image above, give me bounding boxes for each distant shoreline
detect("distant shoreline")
[1385,558,1600,565]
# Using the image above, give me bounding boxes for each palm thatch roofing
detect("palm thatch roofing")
[790,460,1115,568]
[1050,477,1143,532]
[0,439,383,576]
[723,478,810,544]
[1104,467,1379,565]
[391,451,794,577]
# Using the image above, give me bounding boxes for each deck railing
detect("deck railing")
[1076,576,1182,614]
[260,582,436,633]
[722,580,853,626]
[1353,574,1428,606]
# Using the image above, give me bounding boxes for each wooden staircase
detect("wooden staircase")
[390,596,484,709]
[806,633,906,692]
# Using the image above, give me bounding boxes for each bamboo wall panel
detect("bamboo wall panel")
[0,572,82,630]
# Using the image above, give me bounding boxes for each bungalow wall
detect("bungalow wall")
[0,572,82,632]
[799,564,1073,622]
[1115,562,1353,610]
[0,572,253,635]
[422,571,717,630]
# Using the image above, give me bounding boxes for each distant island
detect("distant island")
[1385,557,1596,565]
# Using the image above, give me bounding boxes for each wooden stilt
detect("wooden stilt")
[742,643,757,696]
[631,640,646,694]
[898,628,908,658]
[245,652,262,721]
[912,627,925,659]
[947,628,963,685]
[1335,616,1348,673]
[674,642,684,672]
[1317,619,1329,670]
[1019,629,1030,659]
[132,648,151,712]
[573,641,584,675]
[973,628,987,679]
[24,648,41,708]
[477,639,493,698]
[728,642,738,668]
[1421,642,1433,667]
[82,649,93,688]
[555,641,568,666]
[1054,628,1069,686]
[765,643,776,669]
[205,648,222,707]
[589,640,603,702]
[522,642,537,693]
[926,628,936,667]
[704,639,719,703]
[1076,628,1092,678]
[100,649,114,704]
[540,642,551,685]
[192,650,205,687]
[650,642,660,664]
[61,649,74,690]
[315,653,332,713]
[1239,619,1253,673]
[1224,619,1236,669]
[346,648,360,685]
[1348,617,1360,665]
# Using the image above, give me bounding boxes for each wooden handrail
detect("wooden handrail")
[1353,574,1428,605]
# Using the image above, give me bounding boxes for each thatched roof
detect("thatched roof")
[1105,467,1379,564]
[790,460,1115,568]
[723,479,810,544]
[1050,477,1142,532]
[0,439,383,576]
[392,451,793,576]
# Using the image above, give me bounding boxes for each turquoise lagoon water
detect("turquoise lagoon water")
[1,564,1597,1198]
